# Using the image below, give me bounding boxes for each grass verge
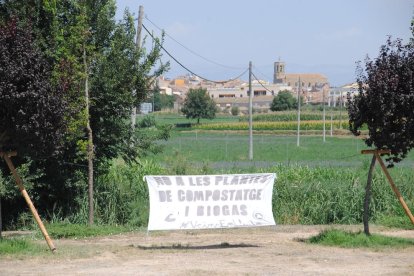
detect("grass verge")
[375,215,414,230]
[0,238,44,255]
[40,223,137,239]
[307,229,414,248]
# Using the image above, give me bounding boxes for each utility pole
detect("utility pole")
[297,77,301,147]
[136,5,144,48]
[323,86,326,142]
[330,94,333,137]
[339,90,343,129]
[131,5,144,128]
[248,61,253,160]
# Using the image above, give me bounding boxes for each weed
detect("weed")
[308,229,414,248]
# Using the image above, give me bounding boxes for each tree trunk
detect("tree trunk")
[87,119,94,226]
[364,154,376,235]
[84,47,94,226]
[0,197,2,239]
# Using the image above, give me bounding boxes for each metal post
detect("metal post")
[297,77,301,147]
[248,61,253,160]
[323,87,326,142]
[339,90,343,129]
[330,94,333,136]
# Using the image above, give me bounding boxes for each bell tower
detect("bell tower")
[273,60,285,84]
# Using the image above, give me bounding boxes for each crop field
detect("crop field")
[149,131,414,169]
[139,127,414,227]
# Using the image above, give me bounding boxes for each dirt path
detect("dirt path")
[1,225,413,275]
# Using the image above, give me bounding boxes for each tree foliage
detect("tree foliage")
[181,88,216,124]
[0,1,170,227]
[270,90,298,111]
[90,8,169,165]
[153,88,174,111]
[0,19,67,157]
[348,37,414,166]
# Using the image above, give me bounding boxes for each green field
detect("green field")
[148,131,414,169]
[136,129,414,227]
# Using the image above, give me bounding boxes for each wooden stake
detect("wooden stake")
[361,149,414,225]
[0,152,56,252]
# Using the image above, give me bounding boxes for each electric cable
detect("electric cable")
[144,15,244,70]
[251,71,274,93]
[252,65,273,82]
[142,24,248,84]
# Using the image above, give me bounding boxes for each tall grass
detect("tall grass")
[67,158,414,228]
[55,132,413,228]
[272,165,413,225]
[68,159,164,226]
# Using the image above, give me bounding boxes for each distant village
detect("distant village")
[144,60,358,114]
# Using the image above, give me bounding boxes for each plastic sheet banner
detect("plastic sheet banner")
[145,173,276,231]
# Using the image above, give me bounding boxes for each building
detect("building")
[273,61,328,88]
[273,60,329,104]
[207,80,291,113]
[155,60,330,113]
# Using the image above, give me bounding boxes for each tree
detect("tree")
[347,37,414,235]
[231,106,239,116]
[0,18,67,158]
[181,88,216,124]
[0,18,68,245]
[349,37,414,165]
[90,8,169,165]
[153,88,174,111]
[270,90,298,111]
[0,1,170,227]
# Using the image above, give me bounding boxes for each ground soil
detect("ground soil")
[1,225,413,275]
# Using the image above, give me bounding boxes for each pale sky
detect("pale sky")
[115,0,413,86]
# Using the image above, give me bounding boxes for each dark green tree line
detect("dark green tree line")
[0,0,169,227]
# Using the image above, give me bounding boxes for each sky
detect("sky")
[115,0,413,86]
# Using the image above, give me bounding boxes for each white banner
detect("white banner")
[145,173,276,231]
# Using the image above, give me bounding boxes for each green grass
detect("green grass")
[141,132,414,226]
[0,238,43,255]
[41,223,136,239]
[308,229,414,248]
[375,215,414,230]
[151,132,414,166]
[147,113,239,126]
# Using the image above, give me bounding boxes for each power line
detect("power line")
[144,15,244,70]
[142,24,248,84]
[251,71,274,93]
[252,65,273,82]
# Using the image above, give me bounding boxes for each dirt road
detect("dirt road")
[1,225,413,275]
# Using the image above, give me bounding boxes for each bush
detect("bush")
[231,106,239,116]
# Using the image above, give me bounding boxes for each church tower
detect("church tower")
[273,61,285,84]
